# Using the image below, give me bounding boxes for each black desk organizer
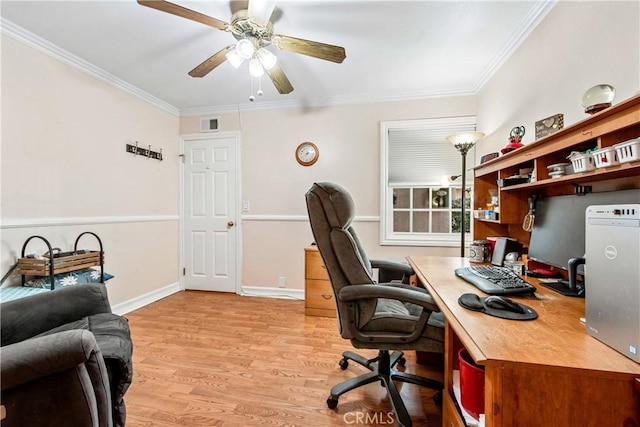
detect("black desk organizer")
[17,232,105,289]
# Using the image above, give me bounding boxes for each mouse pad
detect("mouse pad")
[458,293,538,320]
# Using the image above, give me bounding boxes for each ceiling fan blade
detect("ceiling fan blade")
[137,0,228,31]
[248,0,276,27]
[188,46,234,78]
[266,64,294,94]
[272,35,346,63]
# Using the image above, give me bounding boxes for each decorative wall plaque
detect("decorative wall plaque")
[535,114,564,140]
[480,152,499,163]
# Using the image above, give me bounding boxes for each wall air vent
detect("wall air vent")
[199,117,219,132]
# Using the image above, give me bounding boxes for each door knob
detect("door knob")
[227,221,235,227]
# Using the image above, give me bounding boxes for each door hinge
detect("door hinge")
[182,267,186,276]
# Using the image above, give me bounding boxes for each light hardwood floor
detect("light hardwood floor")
[124,291,443,426]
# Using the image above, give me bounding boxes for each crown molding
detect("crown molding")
[2,1,555,118]
[1,17,180,116]
[182,1,557,117]
[472,1,557,92]
[179,87,476,117]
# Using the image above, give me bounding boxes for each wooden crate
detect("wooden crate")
[17,251,103,276]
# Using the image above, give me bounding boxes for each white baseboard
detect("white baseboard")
[240,286,304,300]
[111,282,181,315]
[111,283,303,315]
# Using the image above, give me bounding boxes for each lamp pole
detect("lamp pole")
[446,132,484,258]
[456,143,473,257]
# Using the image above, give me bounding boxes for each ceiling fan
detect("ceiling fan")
[137,0,347,97]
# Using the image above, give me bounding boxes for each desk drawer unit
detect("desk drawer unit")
[304,246,336,317]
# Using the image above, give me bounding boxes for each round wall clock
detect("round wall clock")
[295,142,319,166]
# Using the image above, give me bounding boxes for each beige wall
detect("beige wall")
[181,96,476,290]
[476,0,640,157]
[3,0,637,302]
[181,1,640,292]
[1,35,180,307]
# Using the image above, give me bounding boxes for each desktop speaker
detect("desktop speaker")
[585,203,640,363]
[491,237,523,266]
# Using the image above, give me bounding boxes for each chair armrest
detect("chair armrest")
[339,284,440,313]
[1,283,112,346]
[370,259,414,276]
[1,330,102,390]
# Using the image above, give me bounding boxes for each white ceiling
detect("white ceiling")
[1,1,555,115]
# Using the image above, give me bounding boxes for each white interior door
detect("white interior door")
[182,133,239,292]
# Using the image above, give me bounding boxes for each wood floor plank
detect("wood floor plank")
[124,291,443,426]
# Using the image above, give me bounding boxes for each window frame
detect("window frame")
[380,117,476,247]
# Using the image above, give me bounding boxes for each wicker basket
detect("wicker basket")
[17,251,103,276]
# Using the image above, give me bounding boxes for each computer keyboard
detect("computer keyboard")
[455,265,537,295]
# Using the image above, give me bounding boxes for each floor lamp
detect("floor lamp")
[446,131,485,257]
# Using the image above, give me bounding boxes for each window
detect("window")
[380,116,477,246]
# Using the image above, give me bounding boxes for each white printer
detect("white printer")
[585,204,640,362]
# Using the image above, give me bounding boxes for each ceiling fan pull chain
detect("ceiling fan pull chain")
[258,76,264,97]
[249,76,256,102]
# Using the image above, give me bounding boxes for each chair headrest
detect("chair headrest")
[309,182,355,229]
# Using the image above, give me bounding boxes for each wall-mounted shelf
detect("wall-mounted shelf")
[472,92,640,255]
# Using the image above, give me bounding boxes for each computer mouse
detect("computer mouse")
[484,296,525,314]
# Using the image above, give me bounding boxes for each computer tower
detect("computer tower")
[585,204,640,363]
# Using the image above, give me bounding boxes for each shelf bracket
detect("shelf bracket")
[573,185,592,196]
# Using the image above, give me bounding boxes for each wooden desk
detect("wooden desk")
[407,256,640,427]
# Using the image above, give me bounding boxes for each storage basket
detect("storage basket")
[17,251,103,276]
[592,147,620,168]
[614,138,640,163]
[568,152,595,172]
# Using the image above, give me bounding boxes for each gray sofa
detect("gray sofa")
[1,283,133,427]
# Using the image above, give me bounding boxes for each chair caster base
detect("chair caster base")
[327,396,339,409]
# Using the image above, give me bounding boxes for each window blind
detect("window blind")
[387,116,477,185]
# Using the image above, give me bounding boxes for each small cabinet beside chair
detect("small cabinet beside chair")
[304,246,336,317]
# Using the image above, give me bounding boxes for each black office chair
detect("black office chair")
[305,182,444,427]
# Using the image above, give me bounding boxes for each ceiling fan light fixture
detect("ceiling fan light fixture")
[257,48,277,70]
[249,58,265,77]
[236,38,255,60]
[226,49,244,69]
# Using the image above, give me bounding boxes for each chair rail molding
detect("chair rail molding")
[241,214,379,222]
[1,215,179,229]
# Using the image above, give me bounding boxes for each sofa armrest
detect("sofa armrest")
[1,283,112,346]
[1,329,112,427]
[1,330,103,390]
